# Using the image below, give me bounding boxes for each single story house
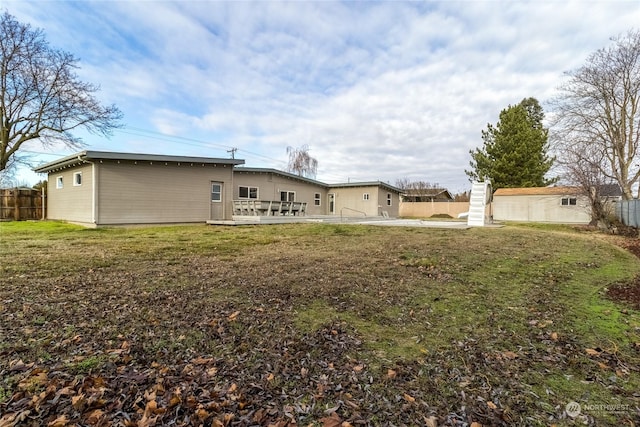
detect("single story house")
[234,167,400,218]
[493,186,595,224]
[34,151,401,226]
[401,188,453,202]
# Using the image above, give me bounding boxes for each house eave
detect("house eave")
[33,150,245,174]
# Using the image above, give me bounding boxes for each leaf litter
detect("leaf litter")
[1,224,640,426]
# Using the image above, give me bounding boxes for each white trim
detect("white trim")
[56,175,64,189]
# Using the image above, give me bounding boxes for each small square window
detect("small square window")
[211,183,222,202]
[56,176,63,189]
[314,193,321,206]
[363,193,370,200]
[73,172,82,186]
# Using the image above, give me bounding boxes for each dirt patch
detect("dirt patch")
[607,237,640,310]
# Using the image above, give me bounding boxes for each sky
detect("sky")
[5,0,640,193]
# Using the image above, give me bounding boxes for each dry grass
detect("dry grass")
[1,221,639,426]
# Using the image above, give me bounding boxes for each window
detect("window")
[561,197,577,206]
[239,186,258,199]
[314,193,321,206]
[280,191,295,201]
[386,193,392,206]
[56,176,63,189]
[73,171,82,186]
[363,193,370,200]
[211,183,222,202]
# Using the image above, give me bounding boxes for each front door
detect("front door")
[328,193,335,215]
[210,182,224,220]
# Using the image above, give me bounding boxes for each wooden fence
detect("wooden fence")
[0,188,45,221]
[399,201,470,218]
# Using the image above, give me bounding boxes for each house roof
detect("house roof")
[402,188,453,199]
[493,186,581,196]
[234,167,402,193]
[329,181,402,193]
[597,184,623,197]
[234,167,326,186]
[33,150,245,173]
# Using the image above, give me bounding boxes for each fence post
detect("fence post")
[42,187,46,220]
[14,189,20,221]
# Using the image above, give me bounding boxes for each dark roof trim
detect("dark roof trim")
[235,167,402,193]
[33,150,244,173]
[234,167,326,187]
[330,181,403,193]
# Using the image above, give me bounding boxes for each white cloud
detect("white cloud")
[6,0,640,190]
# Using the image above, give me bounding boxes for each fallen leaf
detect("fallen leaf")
[228,311,240,321]
[424,415,438,427]
[266,373,275,381]
[47,415,69,427]
[353,364,364,372]
[487,401,497,409]
[195,408,209,421]
[18,371,48,391]
[86,409,104,425]
[320,412,342,427]
[551,332,559,341]
[471,423,483,427]
[71,394,86,410]
[586,348,600,356]
[192,356,213,365]
[502,351,518,360]
[387,369,397,379]
[403,393,415,403]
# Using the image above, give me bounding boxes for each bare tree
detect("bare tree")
[286,145,318,178]
[0,155,16,187]
[552,29,640,200]
[555,137,615,225]
[0,12,122,172]
[395,179,449,202]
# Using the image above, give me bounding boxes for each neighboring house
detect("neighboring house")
[401,188,453,202]
[493,186,593,224]
[34,151,401,226]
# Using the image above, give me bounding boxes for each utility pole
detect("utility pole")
[227,148,238,159]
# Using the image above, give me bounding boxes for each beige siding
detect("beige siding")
[330,186,380,217]
[96,161,234,224]
[377,187,400,217]
[493,194,591,223]
[47,164,94,224]
[233,171,327,215]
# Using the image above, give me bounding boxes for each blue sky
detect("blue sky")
[6,0,640,192]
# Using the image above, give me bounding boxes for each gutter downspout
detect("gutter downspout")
[78,155,97,225]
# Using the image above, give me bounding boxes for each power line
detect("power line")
[117,126,288,166]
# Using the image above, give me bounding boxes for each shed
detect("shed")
[492,186,591,224]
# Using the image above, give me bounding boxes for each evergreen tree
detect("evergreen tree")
[466,97,555,189]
